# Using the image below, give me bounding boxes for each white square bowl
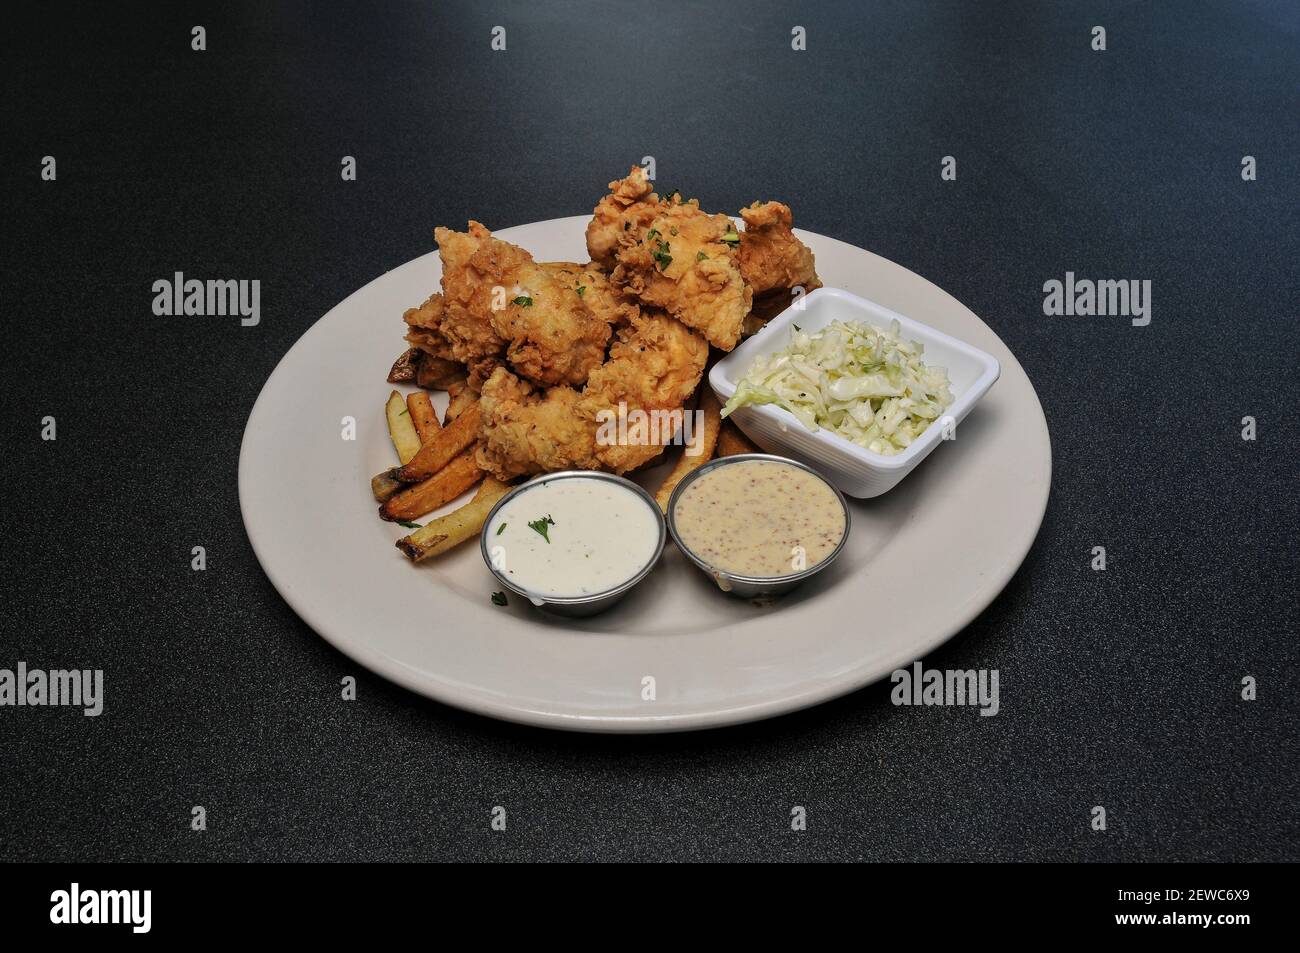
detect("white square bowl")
[709,287,1001,498]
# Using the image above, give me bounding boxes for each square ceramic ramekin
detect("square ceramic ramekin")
[709,287,1000,498]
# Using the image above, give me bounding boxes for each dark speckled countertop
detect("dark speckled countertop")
[3,0,1296,862]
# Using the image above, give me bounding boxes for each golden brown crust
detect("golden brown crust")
[476,369,597,479]
[476,312,708,480]
[607,198,751,351]
[585,166,659,268]
[736,200,821,298]
[433,223,622,389]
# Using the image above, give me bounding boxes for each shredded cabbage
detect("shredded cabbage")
[721,319,955,455]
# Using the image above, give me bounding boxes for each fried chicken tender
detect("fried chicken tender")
[588,168,753,352]
[434,222,622,388]
[611,202,751,351]
[477,312,708,480]
[580,311,710,473]
[549,261,636,329]
[736,201,821,298]
[403,290,502,388]
[477,369,596,479]
[569,261,637,328]
[585,166,660,268]
[736,201,823,334]
[402,290,448,355]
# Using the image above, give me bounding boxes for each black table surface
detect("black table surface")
[4,1,1297,862]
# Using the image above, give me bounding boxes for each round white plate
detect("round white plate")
[239,216,1051,733]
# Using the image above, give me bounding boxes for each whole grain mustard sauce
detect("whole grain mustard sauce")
[672,461,846,578]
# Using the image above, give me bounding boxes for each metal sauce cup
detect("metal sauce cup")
[480,471,667,618]
[666,453,851,599]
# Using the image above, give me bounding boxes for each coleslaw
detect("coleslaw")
[720,319,955,455]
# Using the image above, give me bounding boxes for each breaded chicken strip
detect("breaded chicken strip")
[736,201,821,298]
[569,261,638,329]
[585,166,660,268]
[402,290,450,356]
[735,202,823,335]
[545,261,637,329]
[610,198,752,351]
[403,291,501,388]
[435,222,620,388]
[477,312,708,480]
[580,311,710,473]
[588,168,753,351]
[477,369,596,479]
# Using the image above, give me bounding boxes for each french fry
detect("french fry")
[374,395,452,500]
[717,420,758,457]
[406,391,442,444]
[417,357,466,391]
[385,390,422,464]
[473,475,512,502]
[380,446,484,523]
[396,476,513,561]
[392,403,481,482]
[371,469,404,503]
[387,348,421,384]
[445,383,477,422]
[654,389,722,511]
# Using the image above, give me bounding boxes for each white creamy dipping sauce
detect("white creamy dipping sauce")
[672,460,846,578]
[487,477,661,598]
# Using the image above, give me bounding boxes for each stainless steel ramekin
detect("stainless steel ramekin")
[479,470,667,617]
[666,453,851,599]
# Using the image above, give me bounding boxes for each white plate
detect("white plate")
[239,216,1051,733]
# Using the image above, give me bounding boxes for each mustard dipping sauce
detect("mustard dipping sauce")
[671,460,846,578]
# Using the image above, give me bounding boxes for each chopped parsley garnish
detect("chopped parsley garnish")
[512,295,533,307]
[721,229,740,246]
[652,243,673,270]
[792,324,801,332]
[528,515,556,543]
[696,251,708,261]
[646,228,660,242]
[396,520,422,529]
[496,523,507,535]
[623,221,630,230]
[576,285,586,297]
[491,591,508,606]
